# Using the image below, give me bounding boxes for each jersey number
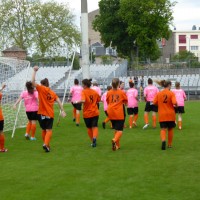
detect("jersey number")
[111,95,119,103]
[89,95,94,103]
[47,93,52,100]
[163,95,168,103]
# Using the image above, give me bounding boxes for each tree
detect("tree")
[172,50,197,61]
[93,0,135,61]
[93,0,175,65]
[30,1,80,57]
[0,0,80,56]
[0,0,37,50]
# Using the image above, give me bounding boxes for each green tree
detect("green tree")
[0,0,37,50]
[93,0,175,65]
[0,0,80,56]
[93,0,135,62]
[172,50,197,61]
[31,1,80,57]
[171,50,200,68]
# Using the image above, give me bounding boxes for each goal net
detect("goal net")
[0,57,30,135]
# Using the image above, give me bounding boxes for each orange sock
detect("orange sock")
[133,114,138,122]
[92,127,98,139]
[104,117,110,123]
[87,128,93,141]
[152,115,156,127]
[73,108,76,119]
[0,133,5,149]
[144,113,149,124]
[168,128,174,146]
[26,122,31,134]
[160,129,166,141]
[45,130,52,147]
[113,131,122,142]
[31,124,36,138]
[129,116,133,127]
[178,121,182,129]
[42,130,46,142]
[76,112,80,124]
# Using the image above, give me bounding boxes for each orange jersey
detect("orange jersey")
[81,88,100,118]
[153,89,177,122]
[36,84,58,118]
[0,93,4,120]
[106,89,128,120]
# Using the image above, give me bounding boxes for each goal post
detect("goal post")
[0,57,30,136]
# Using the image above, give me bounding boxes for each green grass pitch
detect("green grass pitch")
[1,101,200,200]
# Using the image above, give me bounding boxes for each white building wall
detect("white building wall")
[174,30,200,61]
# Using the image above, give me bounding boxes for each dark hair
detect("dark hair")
[148,78,153,84]
[112,78,120,89]
[40,78,49,87]
[74,79,79,85]
[156,80,171,88]
[26,81,34,94]
[107,85,112,91]
[82,79,92,88]
[175,81,180,89]
[129,81,134,88]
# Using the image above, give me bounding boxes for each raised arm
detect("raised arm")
[32,66,39,87]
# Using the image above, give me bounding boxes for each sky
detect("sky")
[47,0,200,31]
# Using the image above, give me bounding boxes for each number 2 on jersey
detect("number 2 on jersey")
[163,94,168,103]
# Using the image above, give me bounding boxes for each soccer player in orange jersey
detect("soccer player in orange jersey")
[153,80,177,150]
[32,66,66,152]
[0,83,7,152]
[74,79,100,147]
[106,78,128,151]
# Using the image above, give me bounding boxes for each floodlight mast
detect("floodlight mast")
[81,0,90,79]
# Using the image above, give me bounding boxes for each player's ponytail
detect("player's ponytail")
[155,80,171,88]
[26,81,34,94]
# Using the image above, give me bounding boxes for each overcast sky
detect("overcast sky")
[46,0,200,31]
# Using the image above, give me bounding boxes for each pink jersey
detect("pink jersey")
[70,85,83,102]
[101,91,108,111]
[20,90,38,112]
[91,86,102,96]
[172,89,186,106]
[126,88,138,108]
[143,85,159,102]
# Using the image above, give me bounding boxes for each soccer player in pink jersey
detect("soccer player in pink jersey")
[68,79,83,126]
[14,81,38,140]
[143,78,159,129]
[127,81,139,128]
[172,82,187,130]
[91,81,102,109]
[91,81,102,96]
[101,85,112,129]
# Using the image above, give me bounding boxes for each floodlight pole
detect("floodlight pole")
[81,0,90,79]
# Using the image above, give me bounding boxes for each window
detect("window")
[179,35,186,43]
[179,46,186,51]
[191,35,198,39]
[191,46,198,51]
